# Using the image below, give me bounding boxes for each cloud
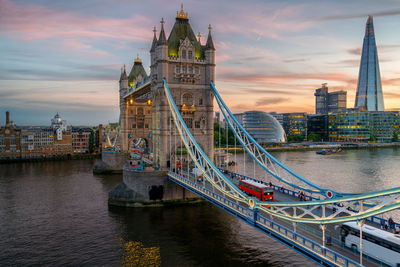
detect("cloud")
[314,9,400,21]
[255,97,289,106]
[383,77,400,87]
[0,0,153,42]
[283,58,309,63]
[348,48,362,55]
[219,70,354,84]
[214,3,314,40]
[384,91,400,98]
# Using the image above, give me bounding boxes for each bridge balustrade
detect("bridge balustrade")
[168,170,362,267]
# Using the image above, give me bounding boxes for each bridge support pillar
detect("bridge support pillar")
[93,151,128,174]
[108,169,200,207]
[320,224,327,248]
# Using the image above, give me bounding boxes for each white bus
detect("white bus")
[340,221,400,266]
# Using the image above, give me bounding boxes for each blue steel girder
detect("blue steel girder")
[163,79,248,203]
[164,79,400,224]
[211,81,358,199]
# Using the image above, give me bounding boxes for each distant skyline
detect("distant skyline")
[1,0,400,125]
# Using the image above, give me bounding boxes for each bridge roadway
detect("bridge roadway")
[221,169,391,267]
[169,168,388,267]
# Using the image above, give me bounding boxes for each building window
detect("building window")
[188,50,193,59]
[137,122,144,128]
[182,93,193,106]
[184,118,193,128]
[132,124,136,129]
[137,107,144,115]
[195,67,200,74]
[176,66,180,73]
[199,98,203,105]
[195,121,201,128]
[189,67,193,73]
[182,49,186,59]
[145,124,149,129]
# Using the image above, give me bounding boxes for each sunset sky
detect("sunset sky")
[1,0,400,125]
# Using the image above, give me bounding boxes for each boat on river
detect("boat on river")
[316,148,343,155]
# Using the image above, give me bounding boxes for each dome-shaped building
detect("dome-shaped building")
[238,111,286,143]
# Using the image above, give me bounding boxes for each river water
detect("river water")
[1,148,399,266]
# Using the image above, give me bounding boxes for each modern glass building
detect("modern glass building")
[235,111,286,143]
[281,113,308,139]
[314,83,347,114]
[307,114,328,141]
[328,111,399,143]
[354,16,384,111]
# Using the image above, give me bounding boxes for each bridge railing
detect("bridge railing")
[221,168,400,228]
[220,168,319,201]
[168,171,362,267]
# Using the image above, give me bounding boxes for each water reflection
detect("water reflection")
[1,148,399,266]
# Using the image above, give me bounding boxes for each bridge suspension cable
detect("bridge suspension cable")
[163,79,248,203]
[164,79,400,225]
[211,81,350,199]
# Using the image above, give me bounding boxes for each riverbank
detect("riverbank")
[0,153,101,164]
[216,142,400,153]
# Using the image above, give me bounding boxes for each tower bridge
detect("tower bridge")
[107,6,400,266]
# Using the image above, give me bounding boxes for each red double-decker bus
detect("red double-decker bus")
[238,179,274,202]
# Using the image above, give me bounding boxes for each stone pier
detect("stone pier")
[93,151,128,174]
[108,170,200,207]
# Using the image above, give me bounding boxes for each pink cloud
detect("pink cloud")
[214,3,314,40]
[0,0,153,42]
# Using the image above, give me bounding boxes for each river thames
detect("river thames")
[1,148,399,266]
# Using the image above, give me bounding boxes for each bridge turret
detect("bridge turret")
[119,65,129,152]
[150,26,157,67]
[157,18,168,58]
[119,65,128,90]
[205,24,216,83]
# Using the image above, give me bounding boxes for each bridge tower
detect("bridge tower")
[119,65,129,152]
[151,5,215,169]
[119,56,151,152]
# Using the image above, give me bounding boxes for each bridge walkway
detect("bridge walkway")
[174,170,385,266]
[220,169,387,266]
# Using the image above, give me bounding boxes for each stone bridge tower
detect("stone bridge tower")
[151,5,215,169]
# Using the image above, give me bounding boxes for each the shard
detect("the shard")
[354,16,384,111]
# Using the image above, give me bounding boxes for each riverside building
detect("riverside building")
[234,111,286,143]
[314,83,347,114]
[0,112,100,161]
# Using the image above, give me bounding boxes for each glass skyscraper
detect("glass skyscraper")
[354,16,384,111]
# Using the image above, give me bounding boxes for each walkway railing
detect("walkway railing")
[221,168,400,229]
[168,171,362,267]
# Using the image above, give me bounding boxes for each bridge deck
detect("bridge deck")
[168,169,392,266]
[223,169,392,266]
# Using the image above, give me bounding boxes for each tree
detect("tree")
[369,134,377,142]
[307,133,321,142]
[214,123,236,147]
[392,132,398,142]
[89,129,95,154]
[287,135,304,143]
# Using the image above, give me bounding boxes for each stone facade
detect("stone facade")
[119,7,215,169]
[108,170,199,207]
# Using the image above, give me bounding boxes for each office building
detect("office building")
[328,111,399,143]
[314,83,347,114]
[234,111,286,143]
[354,16,384,111]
